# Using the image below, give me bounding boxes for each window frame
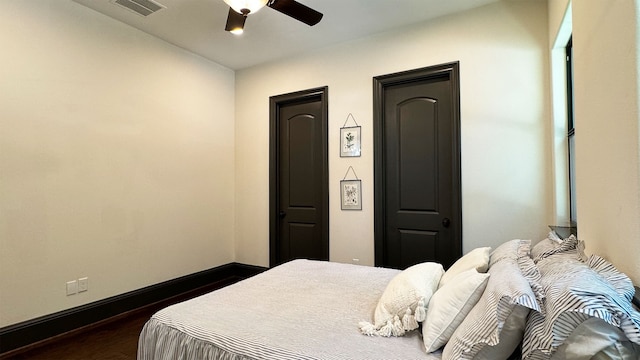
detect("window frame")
[566,36,577,226]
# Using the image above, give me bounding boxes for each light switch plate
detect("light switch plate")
[78,277,88,292]
[66,280,78,296]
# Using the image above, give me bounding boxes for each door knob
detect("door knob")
[442,218,451,228]
[279,211,287,219]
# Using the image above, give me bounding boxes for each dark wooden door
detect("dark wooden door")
[269,87,328,266]
[374,63,461,269]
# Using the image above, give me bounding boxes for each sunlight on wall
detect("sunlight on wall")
[234,1,551,267]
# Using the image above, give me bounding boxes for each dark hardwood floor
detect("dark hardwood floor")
[4,309,153,360]
[1,278,243,360]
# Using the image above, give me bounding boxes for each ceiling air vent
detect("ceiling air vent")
[113,0,165,16]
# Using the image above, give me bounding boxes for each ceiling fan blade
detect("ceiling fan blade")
[225,7,247,32]
[267,0,322,26]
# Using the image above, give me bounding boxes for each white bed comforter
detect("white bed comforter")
[138,259,440,360]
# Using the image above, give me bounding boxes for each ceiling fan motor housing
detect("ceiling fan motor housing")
[224,0,323,33]
[224,0,268,15]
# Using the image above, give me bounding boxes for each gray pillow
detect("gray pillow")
[550,317,640,360]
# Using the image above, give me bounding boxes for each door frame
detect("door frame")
[269,86,329,267]
[373,63,462,267]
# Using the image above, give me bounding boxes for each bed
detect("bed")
[138,259,438,360]
[138,235,640,360]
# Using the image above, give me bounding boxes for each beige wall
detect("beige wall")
[0,1,236,326]
[571,0,640,285]
[234,1,552,267]
[7,0,638,331]
[547,0,640,285]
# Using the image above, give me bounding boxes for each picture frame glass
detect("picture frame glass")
[340,126,361,157]
[341,179,362,210]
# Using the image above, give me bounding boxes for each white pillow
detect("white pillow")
[439,247,490,289]
[422,269,490,352]
[359,262,444,337]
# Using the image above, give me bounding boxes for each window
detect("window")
[566,37,577,226]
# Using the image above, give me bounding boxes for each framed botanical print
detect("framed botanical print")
[340,126,361,157]
[340,179,362,210]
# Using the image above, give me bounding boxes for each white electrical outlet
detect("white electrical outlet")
[78,277,88,292]
[66,280,78,296]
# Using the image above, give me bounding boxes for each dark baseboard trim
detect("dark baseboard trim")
[0,262,267,355]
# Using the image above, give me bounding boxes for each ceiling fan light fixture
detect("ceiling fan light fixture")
[225,7,247,34]
[223,0,268,15]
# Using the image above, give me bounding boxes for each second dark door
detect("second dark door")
[374,63,462,269]
[269,87,329,266]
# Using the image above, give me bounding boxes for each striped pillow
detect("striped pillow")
[530,232,562,260]
[442,240,542,359]
[587,254,636,302]
[532,234,586,263]
[488,239,524,266]
[522,252,640,359]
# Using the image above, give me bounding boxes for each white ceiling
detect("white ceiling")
[73,0,500,70]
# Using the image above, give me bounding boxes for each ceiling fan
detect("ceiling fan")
[224,0,323,35]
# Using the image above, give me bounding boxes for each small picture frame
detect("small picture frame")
[340,179,362,210]
[340,126,361,157]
